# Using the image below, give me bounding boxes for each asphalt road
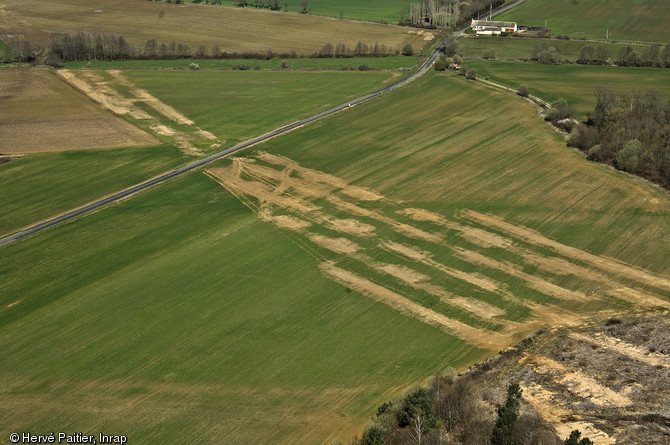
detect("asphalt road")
[0,49,441,247]
[0,0,526,247]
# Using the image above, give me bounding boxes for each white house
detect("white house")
[471,20,517,35]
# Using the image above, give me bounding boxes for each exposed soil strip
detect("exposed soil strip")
[520,382,616,445]
[381,241,502,293]
[109,70,195,125]
[352,253,508,321]
[569,332,670,368]
[58,70,220,156]
[403,208,670,309]
[461,210,670,293]
[400,208,512,249]
[454,248,589,302]
[521,355,632,407]
[319,262,507,350]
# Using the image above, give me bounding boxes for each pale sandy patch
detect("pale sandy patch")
[377,263,429,284]
[309,234,360,254]
[268,215,312,231]
[521,382,616,445]
[570,332,670,368]
[521,355,632,407]
[324,218,376,237]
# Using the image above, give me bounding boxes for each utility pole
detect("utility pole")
[606,27,609,40]
[489,4,492,20]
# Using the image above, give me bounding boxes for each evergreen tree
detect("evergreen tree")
[491,383,522,445]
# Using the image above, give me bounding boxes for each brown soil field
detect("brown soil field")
[0,69,157,154]
[0,0,422,55]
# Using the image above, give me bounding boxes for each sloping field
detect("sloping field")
[2,71,669,443]
[0,173,480,444]
[0,69,157,154]
[465,60,670,119]
[122,69,400,149]
[0,0,421,55]
[1,69,396,235]
[497,0,670,42]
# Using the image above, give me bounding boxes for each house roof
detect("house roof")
[471,20,517,28]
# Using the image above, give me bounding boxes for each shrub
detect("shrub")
[545,99,569,122]
[434,60,447,71]
[466,68,477,80]
[280,59,290,69]
[233,63,250,70]
[482,48,496,60]
[616,139,642,172]
[401,43,414,56]
[564,429,594,445]
[188,63,200,70]
[358,64,371,71]
[361,425,385,445]
[517,84,529,97]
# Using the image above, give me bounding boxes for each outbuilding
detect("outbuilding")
[471,20,517,35]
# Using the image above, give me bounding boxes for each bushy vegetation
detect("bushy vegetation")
[568,87,670,188]
[530,43,565,65]
[353,376,559,445]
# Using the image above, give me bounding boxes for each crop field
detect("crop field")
[0,172,480,444]
[61,55,419,71]
[498,0,670,42]
[0,69,157,154]
[0,68,398,235]
[0,0,422,55]
[464,60,670,120]
[121,69,401,150]
[0,145,184,236]
[2,71,669,443]
[458,36,649,63]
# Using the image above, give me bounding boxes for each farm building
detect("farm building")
[471,19,517,35]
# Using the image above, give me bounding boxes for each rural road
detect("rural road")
[0,0,525,247]
[0,52,440,247]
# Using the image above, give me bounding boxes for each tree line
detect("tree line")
[568,87,670,189]
[402,0,504,28]
[525,42,670,67]
[20,32,401,65]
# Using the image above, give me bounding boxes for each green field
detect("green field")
[0,146,184,236]
[122,70,400,149]
[464,60,670,119]
[0,69,397,237]
[0,0,421,55]
[0,39,18,63]
[0,171,479,444]
[61,55,419,70]
[3,70,669,443]
[458,36,649,62]
[498,0,670,42]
